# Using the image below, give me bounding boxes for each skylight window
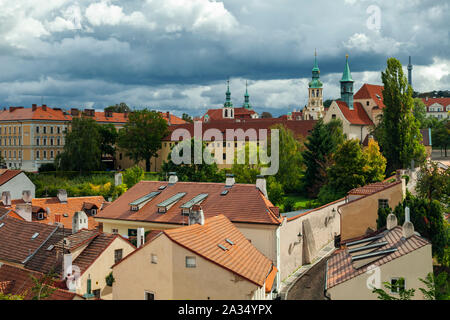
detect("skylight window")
[157,193,186,213]
[218,244,228,251]
[221,190,229,196]
[31,232,39,239]
[129,191,161,211]
[180,194,208,212]
[0,223,4,229]
[225,239,234,245]
[46,245,54,251]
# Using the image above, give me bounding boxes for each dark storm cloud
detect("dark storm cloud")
[0,0,448,112]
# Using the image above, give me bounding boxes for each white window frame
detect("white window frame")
[144,291,155,300]
[186,256,196,268]
[390,277,406,294]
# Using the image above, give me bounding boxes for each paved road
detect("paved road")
[286,258,328,300]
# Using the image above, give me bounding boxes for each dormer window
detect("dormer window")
[129,191,161,212]
[157,192,186,214]
[180,194,208,215]
[37,212,44,220]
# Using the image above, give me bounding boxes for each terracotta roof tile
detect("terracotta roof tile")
[202,108,257,122]
[164,215,274,287]
[335,101,374,126]
[11,196,105,230]
[0,170,23,186]
[326,226,430,289]
[0,106,71,121]
[0,263,80,300]
[348,181,400,196]
[422,97,450,108]
[96,181,282,225]
[354,84,386,109]
[0,216,58,265]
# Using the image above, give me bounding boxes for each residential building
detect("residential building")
[326,214,433,300]
[0,170,35,200]
[302,51,326,120]
[422,97,450,119]
[339,176,406,242]
[112,214,277,300]
[0,263,83,300]
[353,83,385,125]
[8,190,105,230]
[0,213,135,300]
[95,175,284,291]
[0,105,71,171]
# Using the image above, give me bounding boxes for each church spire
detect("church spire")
[224,79,233,108]
[309,50,323,88]
[340,54,354,110]
[242,81,251,109]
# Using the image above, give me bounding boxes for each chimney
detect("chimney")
[256,175,268,199]
[137,228,145,248]
[55,214,61,223]
[42,104,47,111]
[396,170,402,182]
[63,251,73,280]
[114,172,123,186]
[22,190,32,203]
[46,207,51,217]
[225,174,235,187]
[70,108,79,116]
[32,104,37,111]
[72,211,88,234]
[168,172,178,185]
[189,204,205,226]
[1,191,11,206]
[57,189,68,203]
[15,203,32,222]
[124,112,128,119]
[402,206,414,238]
[166,112,171,125]
[386,213,398,230]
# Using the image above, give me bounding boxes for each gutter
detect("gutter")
[324,260,330,300]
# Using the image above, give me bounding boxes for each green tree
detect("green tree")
[267,176,284,205]
[98,123,118,158]
[302,119,345,198]
[270,124,304,192]
[118,109,169,172]
[30,270,57,300]
[261,112,273,119]
[161,138,223,182]
[432,120,450,157]
[363,139,387,183]
[0,293,24,300]
[413,98,428,128]
[105,102,130,113]
[181,113,193,123]
[57,117,102,173]
[377,58,426,173]
[322,139,367,200]
[416,162,450,205]
[419,272,450,300]
[123,165,145,188]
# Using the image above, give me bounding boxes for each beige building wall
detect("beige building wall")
[324,101,371,142]
[327,244,433,300]
[76,237,135,300]
[279,199,343,281]
[112,233,267,300]
[340,181,405,241]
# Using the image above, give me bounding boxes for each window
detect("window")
[145,291,155,300]
[50,151,54,159]
[43,126,47,134]
[43,138,47,146]
[390,278,405,294]
[332,114,336,119]
[43,151,47,159]
[36,138,40,146]
[57,138,60,146]
[37,212,44,220]
[128,229,137,238]
[114,249,123,264]
[50,127,54,134]
[93,289,101,299]
[367,101,370,106]
[378,199,389,209]
[151,254,158,264]
[57,127,61,134]
[186,256,196,268]
[112,229,119,234]
[223,153,226,160]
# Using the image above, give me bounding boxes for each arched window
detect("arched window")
[225,109,228,118]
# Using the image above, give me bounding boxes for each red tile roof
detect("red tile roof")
[11,196,105,230]
[0,263,80,300]
[0,106,71,121]
[0,170,23,186]
[335,101,374,126]
[347,181,401,196]
[164,215,274,287]
[202,108,257,122]
[422,97,450,108]
[326,226,430,289]
[0,215,58,265]
[96,181,282,225]
[164,119,317,141]
[354,84,386,109]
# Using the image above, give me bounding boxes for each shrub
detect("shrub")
[123,165,144,188]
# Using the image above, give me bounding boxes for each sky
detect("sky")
[0,0,448,117]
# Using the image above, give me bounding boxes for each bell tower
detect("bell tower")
[340,54,354,110]
[304,50,324,120]
[222,79,234,119]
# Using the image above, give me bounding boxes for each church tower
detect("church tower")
[242,81,252,109]
[222,80,234,119]
[303,50,325,120]
[340,54,354,110]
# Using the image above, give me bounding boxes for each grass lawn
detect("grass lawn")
[279,193,319,212]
